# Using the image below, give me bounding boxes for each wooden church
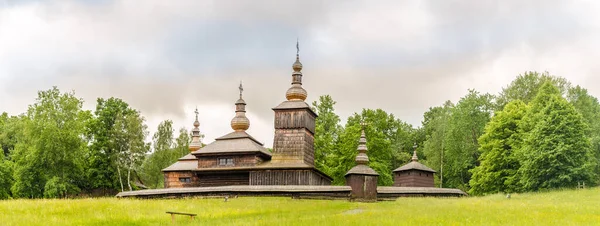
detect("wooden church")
[116,44,466,200]
[162,50,331,188]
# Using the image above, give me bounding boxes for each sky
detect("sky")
[1,0,600,148]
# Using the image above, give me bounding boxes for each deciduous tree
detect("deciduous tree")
[469,100,527,195]
[519,83,597,190]
[312,95,342,176]
[443,90,494,190]
[11,87,90,198]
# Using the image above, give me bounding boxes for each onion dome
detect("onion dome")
[189,107,202,152]
[231,81,250,131]
[285,40,307,101]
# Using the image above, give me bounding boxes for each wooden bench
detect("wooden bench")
[166,211,197,223]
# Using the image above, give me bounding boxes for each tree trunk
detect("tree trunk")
[440,125,445,188]
[127,165,132,191]
[117,166,124,192]
[440,140,444,188]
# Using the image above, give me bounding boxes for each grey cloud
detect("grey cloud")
[2,0,600,141]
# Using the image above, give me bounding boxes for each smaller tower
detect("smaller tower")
[231,81,250,131]
[345,122,379,202]
[393,143,436,187]
[189,107,202,152]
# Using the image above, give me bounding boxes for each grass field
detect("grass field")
[1,188,599,226]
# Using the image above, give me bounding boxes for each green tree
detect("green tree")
[0,113,26,158]
[443,90,494,190]
[0,157,13,199]
[330,109,412,186]
[567,86,600,181]
[11,87,90,198]
[469,100,527,195]
[312,95,342,176]
[519,83,597,190]
[113,111,150,192]
[86,97,137,191]
[496,71,570,110]
[422,100,454,187]
[174,127,192,158]
[140,120,175,188]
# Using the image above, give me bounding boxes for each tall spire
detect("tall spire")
[231,82,250,131]
[286,39,307,101]
[355,122,369,165]
[411,143,419,162]
[189,106,202,152]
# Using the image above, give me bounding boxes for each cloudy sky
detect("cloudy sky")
[1,0,600,148]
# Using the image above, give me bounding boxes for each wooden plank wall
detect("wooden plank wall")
[249,170,331,185]
[346,174,378,200]
[197,173,250,187]
[164,171,200,188]
[198,155,259,168]
[272,108,316,166]
[273,110,315,134]
[271,128,315,166]
[393,170,434,187]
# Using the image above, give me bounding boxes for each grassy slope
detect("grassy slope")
[1,188,598,226]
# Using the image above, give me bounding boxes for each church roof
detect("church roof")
[394,144,436,173]
[178,153,197,160]
[393,161,436,173]
[191,131,271,157]
[345,164,379,176]
[272,100,317,116]
[162,158,198,172]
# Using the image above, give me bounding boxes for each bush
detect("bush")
[43,177,80,198]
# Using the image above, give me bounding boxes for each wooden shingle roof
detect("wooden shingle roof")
[393,161,436,173]
[191,131,271,157]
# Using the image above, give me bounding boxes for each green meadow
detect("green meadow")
[1,188,598,226]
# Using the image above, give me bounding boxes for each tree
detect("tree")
[140,120,175,188]
[567,86,600,181]
[443,90,494,190]
[469,100,527,195]
[86,97,138,191]
[519,83,597,190]
[422,100,453,187]
[10,87,90,198]
[496,71,570,110]
[174,127,191,159]
[0,113,26,158]
[153,120,174,152]
[113,111,149,192]
[312,95,342,176]
[0,157,13,199]
[330,109,413,186]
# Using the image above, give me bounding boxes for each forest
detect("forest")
[0,71,599,199]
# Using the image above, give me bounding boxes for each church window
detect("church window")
[179,177,191,183]
[218,158,234,166]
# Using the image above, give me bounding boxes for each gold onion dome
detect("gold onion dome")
[231,82,250,131]
[286,40,307,101]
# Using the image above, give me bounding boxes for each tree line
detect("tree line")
[1,71,599,199]
[313,71,599,194]
[0,88,202,199]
